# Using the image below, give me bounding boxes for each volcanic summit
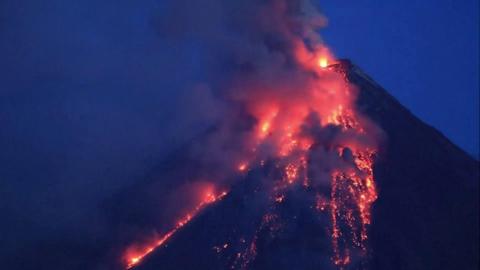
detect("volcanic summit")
[109,60,479,270]
[1,1,478,270]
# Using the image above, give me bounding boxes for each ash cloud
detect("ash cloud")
[0,1,380,269]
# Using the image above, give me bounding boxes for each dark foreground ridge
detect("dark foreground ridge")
[124,60,479,270]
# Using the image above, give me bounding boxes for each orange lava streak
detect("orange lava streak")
[328,149,377,267]
[124,190,228,269]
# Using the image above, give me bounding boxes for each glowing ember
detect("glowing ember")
[285,163,299,183]
[124,190,228,269]
[261,122,270,134]
[238,163,248,172]
[319,57,328,68]
[275,194,285,203]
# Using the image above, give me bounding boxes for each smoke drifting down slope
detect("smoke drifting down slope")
[120,1,383,269]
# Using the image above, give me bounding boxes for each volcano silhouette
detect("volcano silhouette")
[111,60,479,270]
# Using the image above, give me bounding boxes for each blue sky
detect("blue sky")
[320,0,479,157]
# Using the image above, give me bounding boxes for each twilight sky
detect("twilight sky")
[0,0,478,268]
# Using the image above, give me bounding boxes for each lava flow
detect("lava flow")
[122,46,378,270]
[124,189,228,269]
[121,1,380,269]
[227,46,380,269]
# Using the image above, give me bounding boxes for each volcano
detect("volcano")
[109,60,479,270]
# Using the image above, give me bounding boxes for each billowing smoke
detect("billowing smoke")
[115,0,383,269]
[0,1,383,270]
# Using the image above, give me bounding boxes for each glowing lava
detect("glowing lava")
[124,190,228,269]
[329,148,377,267]
[319,57,328,68]
[123,49,378,269]
[232,46,379,269]
[121,1,380,268]
[238,162,248,172]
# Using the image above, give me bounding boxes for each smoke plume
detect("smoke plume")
[0,1,382,269]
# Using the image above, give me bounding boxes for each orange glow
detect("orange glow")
[285,163,299,184]
[235,44,378,268]
[316,196,328,211]
[238,163,248,172]
[110,2,385,270]
[122,32,379,270]
[261,122,270,134]
[213,243,230,253]
[328,147,377,266]
[319,57,328,68]
[124,189,228,269]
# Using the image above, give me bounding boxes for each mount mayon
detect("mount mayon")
[109,60,479,270]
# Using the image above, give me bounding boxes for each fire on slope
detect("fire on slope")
[123,188,228,269]
[228,46,379,269]
[117,0,382,268]
[121,47,379,270]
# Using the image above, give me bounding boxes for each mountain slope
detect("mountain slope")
[346,60,479,270]
[126,60,479,270]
